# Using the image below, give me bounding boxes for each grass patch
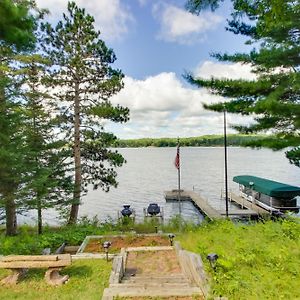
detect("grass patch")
[178,218,300,300]
[0,259,111,300]
[0,218,118,255]
[1,216,300,299]
[0,215,193,255]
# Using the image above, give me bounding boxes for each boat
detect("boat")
[233,175,300,213]
[147,203,161,216]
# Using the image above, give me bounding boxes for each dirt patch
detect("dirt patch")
[84,235,170,253]
[125,250,181,276]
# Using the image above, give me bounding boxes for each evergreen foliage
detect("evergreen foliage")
[41,2,129,224]
[0,0,36,50]
[185,0,300,165]
[0,84,27,236]
[0,0,38,235]
[0,1,128,233]
[18,54,73,234]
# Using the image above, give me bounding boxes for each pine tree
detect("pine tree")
[0,87,26,235]
[185,0,300,165]
[42,2,129,224]
[18,54,73,234]
[0,0,36,50]
[0,0,37,235]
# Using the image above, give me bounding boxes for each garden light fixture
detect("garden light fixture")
[103,241,112,261]
[207,253,218,270]
[168,233,175,246]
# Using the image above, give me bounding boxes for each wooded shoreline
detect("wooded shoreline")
[115,134,267,148]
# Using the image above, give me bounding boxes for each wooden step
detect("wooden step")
[111,282,192,288]
[122,274,190,284]
[102,286,204,299]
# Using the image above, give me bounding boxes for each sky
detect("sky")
[36,0,256,139]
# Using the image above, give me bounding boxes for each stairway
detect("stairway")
[102,273,203,299]
[102,245,207,300]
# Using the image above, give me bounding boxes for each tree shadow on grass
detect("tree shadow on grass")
[65,265,93,278]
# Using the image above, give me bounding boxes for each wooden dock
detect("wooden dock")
[165,190,270,220]
[165,190,222,220]
[229,192,271,215]
[218,209,258,216]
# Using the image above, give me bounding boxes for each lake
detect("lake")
[21,147,300,225]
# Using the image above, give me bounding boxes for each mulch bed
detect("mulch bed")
[83,235,170,253]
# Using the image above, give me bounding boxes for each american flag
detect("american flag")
[174,144,180,170]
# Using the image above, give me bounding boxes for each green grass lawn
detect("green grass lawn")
[0,259,111,300]
[1,218,300,299]
[178,218,300,300]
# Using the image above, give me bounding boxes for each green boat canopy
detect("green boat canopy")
[233,175,300,199]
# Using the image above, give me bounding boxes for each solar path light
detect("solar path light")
[207,253,218,270]
[103,241,112,261]
[168,233,175,246]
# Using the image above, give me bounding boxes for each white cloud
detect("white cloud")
[109,71,254,139]
[153,4,223,44]
[111,73,188,112]
[36,0,134,41]
[195,61,257,80]
[137,0,148,6]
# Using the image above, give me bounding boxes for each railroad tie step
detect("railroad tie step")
[102,286,204,299]
[111,282,191,288]
[122,274,186,279]
[122,274,190,284]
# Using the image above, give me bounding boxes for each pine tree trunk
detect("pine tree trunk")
[37,199,42,234]
[32,91,43,235]
[5,195,17,236]
[68,81,81,224]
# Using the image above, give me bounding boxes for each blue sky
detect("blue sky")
[37,0,255,139]
[111,0,249,79]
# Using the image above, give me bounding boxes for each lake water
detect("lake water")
[21,147,300,225]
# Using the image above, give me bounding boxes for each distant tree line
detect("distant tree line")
[115,134,267,148]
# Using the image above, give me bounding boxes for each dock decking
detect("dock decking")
[229,192,271,215]
[165,190,270,220]
[165,190,222,219]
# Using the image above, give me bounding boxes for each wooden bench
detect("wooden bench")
[0,254,72,285]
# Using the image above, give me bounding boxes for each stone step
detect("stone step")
[102,286,204,299]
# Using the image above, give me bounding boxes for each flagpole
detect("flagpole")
[177,137,181,216]
[224,109,229,218]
